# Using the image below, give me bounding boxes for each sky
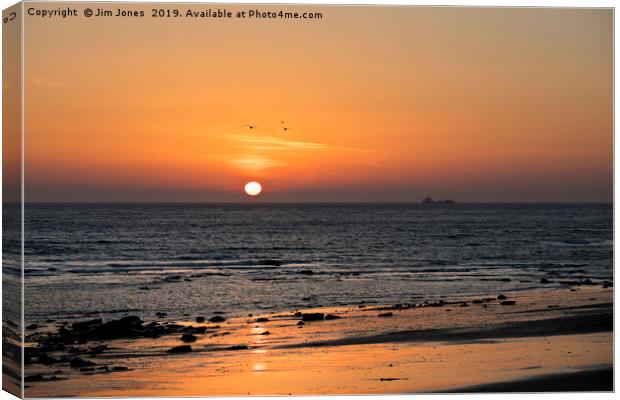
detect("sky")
[23,5,612,202]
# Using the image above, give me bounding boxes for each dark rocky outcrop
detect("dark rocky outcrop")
[167,345,192,354]
[183,326,207,334]
[69,357,95,369]
[226,345,248,350]
[262,259,283,266]
[38,353,63,365]
[181,334,197,343]
[301,313,324,322]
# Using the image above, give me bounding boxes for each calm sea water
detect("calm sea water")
[22,203,612,324]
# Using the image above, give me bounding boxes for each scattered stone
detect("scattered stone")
[459,302,469,307]
[293,312,303,317]
[112,366,129,372]
[25,374,47,382]
[262,259,283,266]
[167,345,192,354]
[71,319,103,332]
[301,313,324,322]
[209,315,226,323]
[500,300,517,306]
[324,314,342,320]
[195,316,205,323]
[297,321,305,326]
[255,317,270,323]
[67,347,82,354]
[181,333,197,343]
[497,295,507,300]
[26,324,38,330]
[260,331,271,335]
[88,345,108,355]
[378,312,394,317]
[226,345,248,351]
[38,353,62,365]
[155,312,167,318]
[472,299,484,304]
[80,367,95,372]
[183,326,207,334]
[299,270,314,275]
[69,357,95,369]
[540,278,550,284]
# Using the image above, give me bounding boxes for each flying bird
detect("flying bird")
[243,124,259,131]
[281,127,291,134]
[276,119,286,124]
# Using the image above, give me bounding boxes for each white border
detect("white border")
[0,1,615,400]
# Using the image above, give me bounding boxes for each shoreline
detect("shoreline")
[24,285,613,396]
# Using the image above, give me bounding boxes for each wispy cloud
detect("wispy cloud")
[227,134,370,153]
[230,157,284,169]
[228,135,329,151]
[221,133,375,172]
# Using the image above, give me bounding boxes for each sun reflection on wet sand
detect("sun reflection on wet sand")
[252,363,267,372]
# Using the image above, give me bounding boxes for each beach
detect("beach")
[23,284,612,396]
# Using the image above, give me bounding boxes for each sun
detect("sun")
[244,181,262,196]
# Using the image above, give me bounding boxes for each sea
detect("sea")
[19,203,613,324]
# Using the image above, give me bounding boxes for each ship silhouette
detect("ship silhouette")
[422,196,456,204]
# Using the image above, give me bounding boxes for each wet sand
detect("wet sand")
[24,285,612,396]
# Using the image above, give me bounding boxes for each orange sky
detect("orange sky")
[23,5,612,202]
